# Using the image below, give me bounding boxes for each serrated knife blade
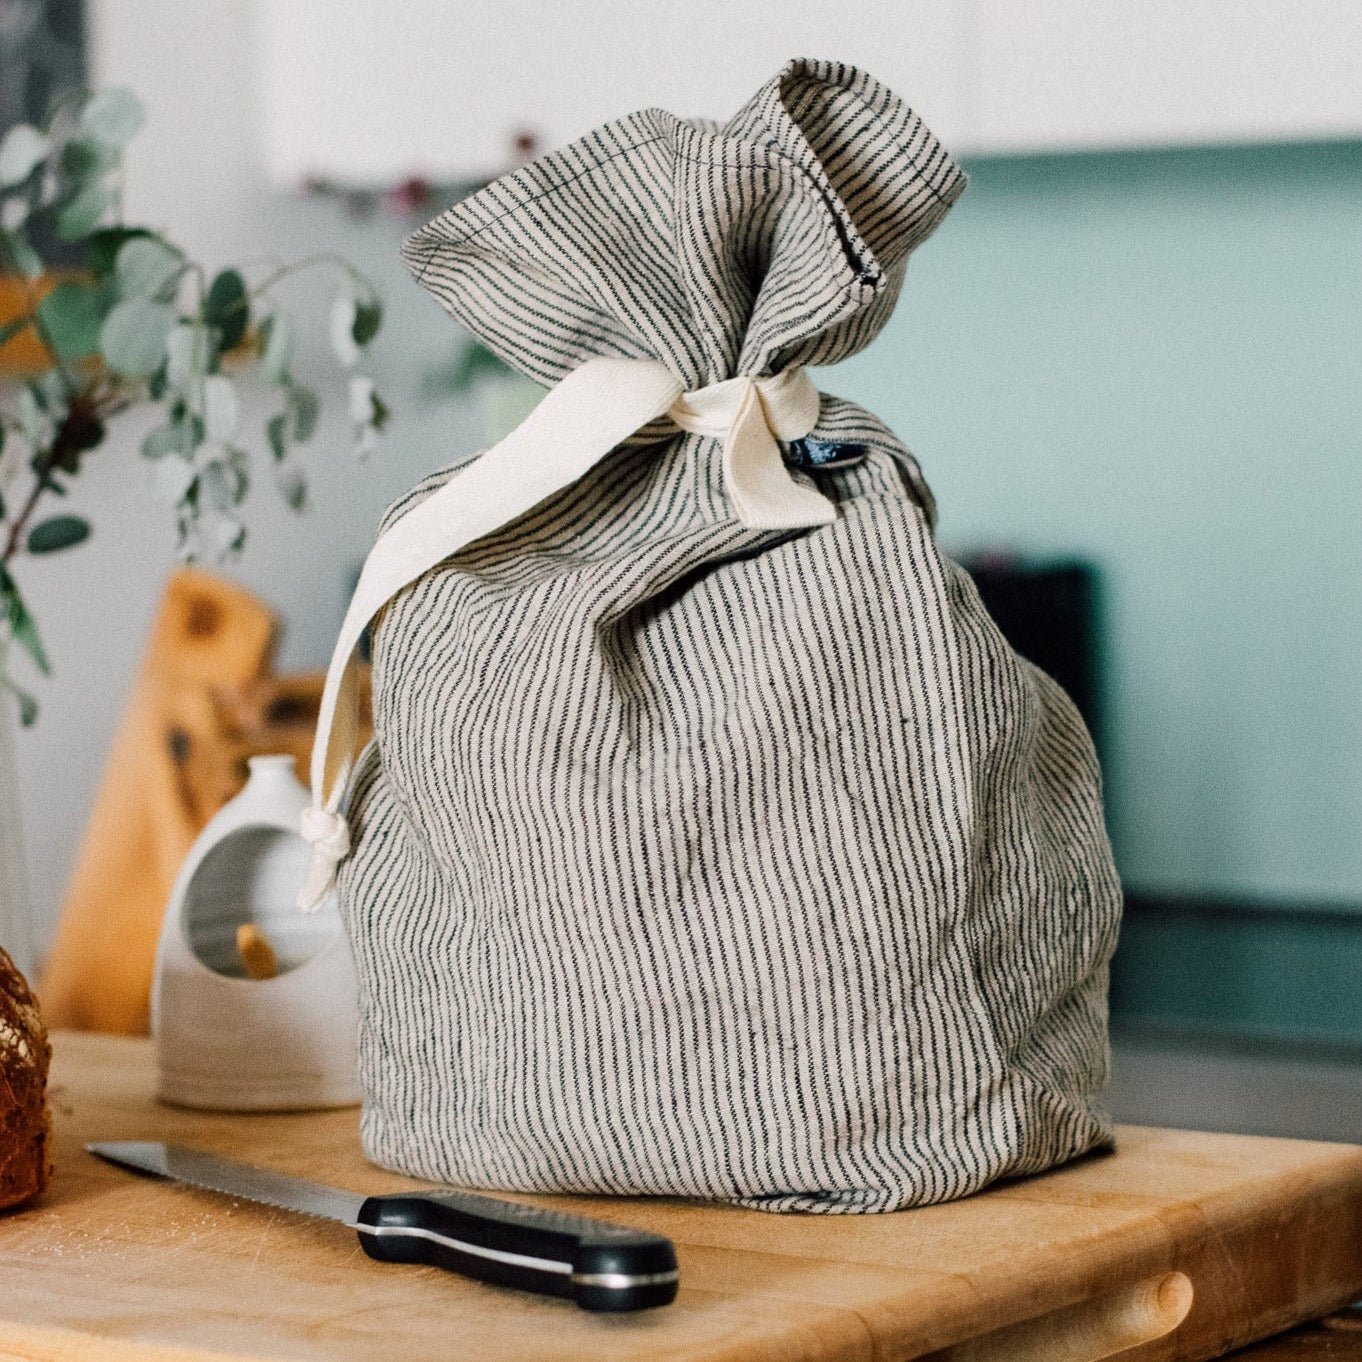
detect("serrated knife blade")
[88,1141,367,1224]
[86,1140,679,1312]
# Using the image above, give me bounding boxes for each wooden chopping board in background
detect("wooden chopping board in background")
[2,1032,1362,1362]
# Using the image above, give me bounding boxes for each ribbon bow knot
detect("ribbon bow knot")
[668,369,834,531]
[297,357,835,910]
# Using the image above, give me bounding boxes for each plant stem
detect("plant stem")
[247,252,375,302]
[2,470,50,567]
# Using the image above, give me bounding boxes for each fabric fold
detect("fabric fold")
[399,58,966,391]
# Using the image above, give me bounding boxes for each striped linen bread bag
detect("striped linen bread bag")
[300,57,1123,1212]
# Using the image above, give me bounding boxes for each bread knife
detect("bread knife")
[87,1141,678,1312]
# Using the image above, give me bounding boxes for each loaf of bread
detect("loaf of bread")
[0,946,51,1211]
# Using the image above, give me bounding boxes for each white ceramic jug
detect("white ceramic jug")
[152,754,361,1110]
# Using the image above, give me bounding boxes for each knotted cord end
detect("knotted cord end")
[298,806,351,912]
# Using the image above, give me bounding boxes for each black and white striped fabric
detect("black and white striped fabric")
[337,58,1122,1212]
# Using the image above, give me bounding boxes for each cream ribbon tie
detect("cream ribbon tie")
[668,369,833,531]
[298,357,834,910]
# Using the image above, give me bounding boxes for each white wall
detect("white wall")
[258,0,1362,183]
[13,0,480,955]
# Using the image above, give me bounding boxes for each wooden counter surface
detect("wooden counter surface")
[3,1032,1362,1361]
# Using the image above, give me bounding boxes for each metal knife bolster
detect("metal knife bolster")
[355,1190,680,1312]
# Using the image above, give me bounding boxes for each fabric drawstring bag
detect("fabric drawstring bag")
[303,58,1123,1213]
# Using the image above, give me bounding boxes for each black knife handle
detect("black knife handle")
[354,1188,679,1312]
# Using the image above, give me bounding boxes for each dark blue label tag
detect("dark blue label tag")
[784,438,868,470]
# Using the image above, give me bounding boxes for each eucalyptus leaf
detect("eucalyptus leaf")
[165,321,211,393]
[352,298,382,346]
[6,681,38,728]
[27,514,91,554]
[0,195,29,231]
[10,605,50,675]
[347,372,375,423]
[140,411,201,460]
[0,124,48,187]
[80,88,145,148]
[18,386,55,447]
[203,269,249,351]
[115,236,183,300]
[289,384,319,442]
[260,313,293,383]
[275,460,306,510]
[203,374,239,442]
[448,339,510,392]
[200,457,237,512]
[150,455,195,505]
[37,369,66,409]
[329,295,359,366]
[266,411,288,461]
[1,226,42,278]
[1,569,51,676]
[60,137,116,183]
[100,296,175,378]
[36,281,104,361]
[141,420,182,459]
[56,182,109,240]
[204,512,244,557]
[87,225,153,279]
[225,446,250,503]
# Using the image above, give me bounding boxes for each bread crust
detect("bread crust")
[0,946,52,1212]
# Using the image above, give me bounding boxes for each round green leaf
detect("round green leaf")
[56,182,109,241]
[266,411,288,461]
[204,269,249,351]
[165,321,210,393]
[204,513,245,557]
[27,514,91,555]
[141,419,181,459]
[80,88,145,148]
[260,313,293,383]
[1,226,43,278]
[37,281,105,361]
[352,298,382,346]
[87,226,154,279]
[100,296,175,377]
[0,124,48,187]
[150,455,195,506]
[203,374,239,442]
[1,194,29,232]
[60,137,116,183]
[329,295,359,366]
[115,236,183,300]
[289,384,319,442]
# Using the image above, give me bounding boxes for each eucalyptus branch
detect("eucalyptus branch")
[0,82,389,721]
[247,252,381,305]
[2,472,51,567]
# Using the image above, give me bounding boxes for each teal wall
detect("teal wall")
[826,142,1362,905]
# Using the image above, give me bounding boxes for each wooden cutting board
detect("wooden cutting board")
[3,1032,1362,1362]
